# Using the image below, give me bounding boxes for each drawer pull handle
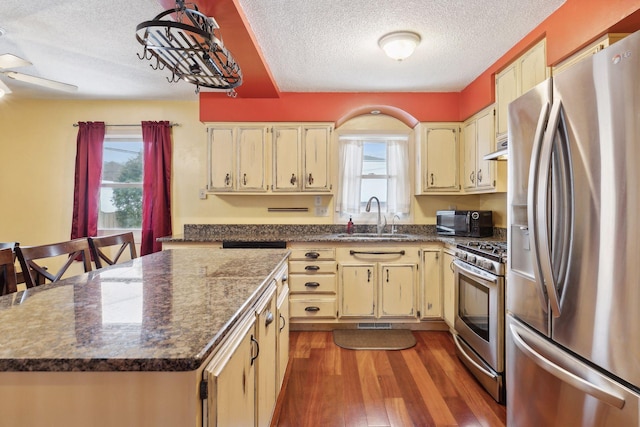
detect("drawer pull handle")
[305,306,320,312]
[279,313,286,332]
[305,282,320,288]
[250,335,259,365]
[305,265,320,271]
[304,252,320,259]
[350,250,405,256]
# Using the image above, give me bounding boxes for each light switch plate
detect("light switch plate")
[199,188,207,200]
[314,196,322,206]
[315,207,328,216]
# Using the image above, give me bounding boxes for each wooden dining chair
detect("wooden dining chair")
[0,247,18,295]
[15,238,93,288]
[88,232,137,269]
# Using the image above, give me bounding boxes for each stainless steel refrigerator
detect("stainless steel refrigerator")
[506,29,640,426]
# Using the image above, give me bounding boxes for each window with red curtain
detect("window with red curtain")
[140,121,172,255]
[72,121,172,256]
[71,122,105,240]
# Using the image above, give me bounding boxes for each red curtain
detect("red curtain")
[71,122,105,240]
[141,121,172,255]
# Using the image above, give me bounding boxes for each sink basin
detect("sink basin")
[336,233,410,239]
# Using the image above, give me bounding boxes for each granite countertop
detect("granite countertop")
[0,249,289,372]
[158,224,507,245]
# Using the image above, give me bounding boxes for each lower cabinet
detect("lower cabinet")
[288,246,338,322]
[204,271,287,427]
[442,248,456,329]
[204,311,257,427]
[276,286,289,390]
[420,247,442,319]
[255,285,278,427]
[337,247,419,320]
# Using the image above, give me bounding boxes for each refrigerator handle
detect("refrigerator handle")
[527,101,551,312]
[510,321,626,409]
[535,100,563,317]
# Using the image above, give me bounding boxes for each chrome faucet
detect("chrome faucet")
[365,196,386,235]
[391,214,401,234]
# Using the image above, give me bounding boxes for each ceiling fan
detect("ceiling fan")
[0,53,78,96]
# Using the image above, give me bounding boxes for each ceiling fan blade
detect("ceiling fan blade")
[5,71,77,92]
[0,53,32,69]
[0,79,12,95]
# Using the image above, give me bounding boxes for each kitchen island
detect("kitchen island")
[0,248,290,427]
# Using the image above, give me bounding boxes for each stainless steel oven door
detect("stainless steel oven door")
[454,259,505,373]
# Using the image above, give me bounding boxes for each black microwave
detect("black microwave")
[436,210,493,237]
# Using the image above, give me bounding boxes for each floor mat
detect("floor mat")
[333,329,416,350]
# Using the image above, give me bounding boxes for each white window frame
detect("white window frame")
[98,131,143,242]
[335,131,413,225]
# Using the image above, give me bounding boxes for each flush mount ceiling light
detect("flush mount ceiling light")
[378,31,421,61]
[136,0,242,96]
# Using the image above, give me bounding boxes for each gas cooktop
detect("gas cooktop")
[456,241,507,263]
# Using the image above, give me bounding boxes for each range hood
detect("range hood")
[484,140,508,161]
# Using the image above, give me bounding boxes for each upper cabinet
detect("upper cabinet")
[208,125,268,192]
[238,127,269,192]
[272,126,301,192]
[415,123,460,194]
[208,123,333,194]
[495,38,549,143]
[552,33,629,76]
[462,105,501,192]
[302,126,332,192]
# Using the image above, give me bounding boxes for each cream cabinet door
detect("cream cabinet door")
[237,127,267,192]
[424,126,459,191]
[442,251,456,328]
[205,314,256,427]
[463,105,496,192]
[495,62,518,143]
[379,264,416,318]
[519,39,548,94]
[208,128,235,191]
[302,126,331,191]
[420,250,442,319]
[256,288,278,427]
[339,264,376,318]
[276,287,289,390]
[475,108,495,190]
[462,120,477,190]
[272,126,301,192]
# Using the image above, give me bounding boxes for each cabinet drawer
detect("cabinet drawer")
[289,274,336,294]
[289,297,337,319]
[288,260,336,274]
[289,248,335,261]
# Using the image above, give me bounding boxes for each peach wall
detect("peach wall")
[200,92,461,123]
[197,0,640,123]
[460,0,640,119]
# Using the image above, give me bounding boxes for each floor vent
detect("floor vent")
[357,323,392,330]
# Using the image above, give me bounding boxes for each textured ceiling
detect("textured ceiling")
[238,0,564,92]
[0,0,565,100]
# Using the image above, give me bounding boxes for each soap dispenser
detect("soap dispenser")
[346,216,354,234]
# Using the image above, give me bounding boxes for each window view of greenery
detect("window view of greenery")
[99,141,143,230]
[361,141,388,208]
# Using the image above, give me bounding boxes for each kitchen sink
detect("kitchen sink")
[336,233,410,239]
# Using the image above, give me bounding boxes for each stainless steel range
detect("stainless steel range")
[452,241,507,403]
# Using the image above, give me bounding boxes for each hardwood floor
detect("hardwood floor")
[271,331,506,427]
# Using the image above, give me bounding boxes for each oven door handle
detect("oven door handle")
[453,334,499,380]
[453,259,498,284]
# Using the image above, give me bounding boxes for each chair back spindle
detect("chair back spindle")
[15,238,92,288]
[89,232,137,269]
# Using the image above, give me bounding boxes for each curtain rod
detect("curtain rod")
[72,123,180,127]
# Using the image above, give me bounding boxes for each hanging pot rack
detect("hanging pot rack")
[135,0,242,96]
